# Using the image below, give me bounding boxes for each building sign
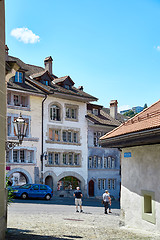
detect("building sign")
[6,166,10,171]
[124,152,131,158]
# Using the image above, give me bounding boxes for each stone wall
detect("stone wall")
[0,0,7,238]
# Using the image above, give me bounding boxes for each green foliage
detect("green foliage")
[123,110,136,118]
[6,177,14,205]
[144,103,148,109]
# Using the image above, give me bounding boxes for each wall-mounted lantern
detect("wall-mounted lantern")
[6,113,27,151]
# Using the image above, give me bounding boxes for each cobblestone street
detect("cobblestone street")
[5,198,160,240]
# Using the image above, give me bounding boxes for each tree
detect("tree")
[123,110,136,118]
[143,103,148,109]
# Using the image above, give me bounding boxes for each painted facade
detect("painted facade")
[6,92,44,185]
[87,103,123,199]
[0,1,6,238]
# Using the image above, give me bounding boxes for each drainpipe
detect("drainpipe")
[41,94,47,184]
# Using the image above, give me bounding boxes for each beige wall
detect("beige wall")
[121,145,160,233]
[7,94,43,183]
[0,0,7,238]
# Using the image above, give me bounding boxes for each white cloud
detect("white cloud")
[118,105,130,113]
[10,27,40,44]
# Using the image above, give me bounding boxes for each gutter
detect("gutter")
[40,94,48,183]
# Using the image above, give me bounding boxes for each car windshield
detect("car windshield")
[19,184,32,189]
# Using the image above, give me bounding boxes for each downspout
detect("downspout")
[41,94,47,184]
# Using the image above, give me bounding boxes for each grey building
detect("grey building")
[86,101,126,199]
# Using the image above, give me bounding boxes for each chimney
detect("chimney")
[5,45,9,61]
[44,56,53,75]
[110,100,118,119]
[78,86,83,91]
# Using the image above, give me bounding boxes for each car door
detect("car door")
[28,185,40,198]
[39,185,48,198]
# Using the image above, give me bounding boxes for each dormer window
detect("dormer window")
[44,80,49,86]
[64,85,70,90]
[15,72,23,83]
[93,108,98,116]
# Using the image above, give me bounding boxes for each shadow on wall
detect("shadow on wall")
[6,228,83,240]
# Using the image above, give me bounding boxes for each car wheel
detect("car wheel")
[45,194,51,200]
[21,193,28,199]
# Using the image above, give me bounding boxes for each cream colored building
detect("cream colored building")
[6,53,97,198]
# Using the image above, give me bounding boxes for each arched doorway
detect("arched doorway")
[7,168,32,186]
[45,176,53,190]
[89,180,94,197]
[57,176,80,191]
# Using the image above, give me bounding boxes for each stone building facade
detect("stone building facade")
[0,1,6,238]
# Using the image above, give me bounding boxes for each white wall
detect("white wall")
[121,144,160,233]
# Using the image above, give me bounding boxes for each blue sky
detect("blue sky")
[5,0,160,111]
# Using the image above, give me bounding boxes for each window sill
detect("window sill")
[6,163,35,165]
[46,140,81,146]
[45,164,81,167]
[7,136,39,142]
[65,118,78,122]
[7,105,30,111]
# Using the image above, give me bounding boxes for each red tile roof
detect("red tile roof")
[100,99,160,140]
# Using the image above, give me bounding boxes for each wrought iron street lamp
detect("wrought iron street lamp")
[6,113,27,151]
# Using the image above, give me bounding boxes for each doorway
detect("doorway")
[89,180,94,197]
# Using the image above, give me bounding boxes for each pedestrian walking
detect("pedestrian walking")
[102,190,112,214]
[73,186,83,213]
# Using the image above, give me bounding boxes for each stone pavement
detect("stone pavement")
[5,198,160,240]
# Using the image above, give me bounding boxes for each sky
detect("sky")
[5,0,160,112]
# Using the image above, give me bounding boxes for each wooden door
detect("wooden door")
[89,180,94,196]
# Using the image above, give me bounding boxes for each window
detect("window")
[68,132,72,142]
[20,150,25,163]
[108,179,116,190]
[89,157,92,168]
[73,132,78,143]
[13,150,18,162]
[111,158,115,168]
[98,157,102,168]
[68,153,73,165]
[142,190,155,224]
[62,131,67,142]
[44,80,49,86]
[98,179,106,190]
[7,149,34,163]
[48,153,53,164]
[40,185,48,190]
[7,116,11,136]
[66,107,77,119]
[62,130,79,144]
[63,154,67,165]
[93,108,98,115]
[50,105,60,121]
[15,72,23,83]
[107,157,112,168]
[94,132,102,147]
[74,154,79,165]
[48,152,60,165]
[7,93,29,108]
[104,157,107,168]
[93,156,97,168]
[55,153,59,165]
[49,129,60,141]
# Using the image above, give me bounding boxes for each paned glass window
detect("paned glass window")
[93,156,97,168]
[20,150,25,163]
[15,72,23,83]
[13,150,18,162]
[48,153,53,164]
[74,154,79,165]
[104,157,107,168]
[63,154,67,165]
[68,153,73,165]
[89,157,92,168]
[98,157,102,168]
[50,105,60,121]
[66,107,77,119]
